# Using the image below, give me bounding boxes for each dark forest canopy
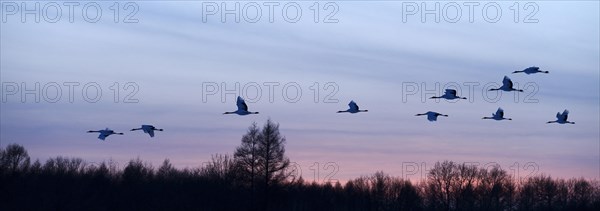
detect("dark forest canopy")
[1,120,599,211]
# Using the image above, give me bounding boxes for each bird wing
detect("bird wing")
[349,101,359,110]
[142,125,155,132]
[560,110,569,121]
[503,76,513,88]
[237,96,248,111]
[140,126,150,134]
[445,89,456,96]
[98,133,108,140]
[148,129,155,137]
[496,108,504,118]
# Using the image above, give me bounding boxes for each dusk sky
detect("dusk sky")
[1,1,598,183]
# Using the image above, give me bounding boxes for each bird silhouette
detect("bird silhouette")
[547,109,575,124]
[223,96,259,115]
[337,100,368,113]
[131,125,163,137]
[430,89,467,100]
[482,108,512,121]
[488,76,524,92]
[87,128,124,140]
[415,111,448,122]
[512,66,549,74]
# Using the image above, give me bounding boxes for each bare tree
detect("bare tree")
[454,163,478,210]
[427,160,457,211]
[42,156,85,175]
[567,178,593,209]
[234,122,261,209]
[256,119,290,209]
[235,122,260,188]
[202,154,236,182]
[157,159,176,179]
[371,171,390,210]
[0,143,30,173]
[477,165,515,211]
[122,157,154,185]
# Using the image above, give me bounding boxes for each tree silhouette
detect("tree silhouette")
[567,178,593,209]
[1,123,599,211]
[477,165,515,211]
[256,119,290,209]
[202,154,236,183]
[157,159,176,179]
[234,122,261,209]
[425,160,457,210]
[453,163,478,210]
[0,143,30,174]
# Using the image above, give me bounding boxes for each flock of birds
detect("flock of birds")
[412,67,570,123]
[87,125,163,140]
[88,67,574,141]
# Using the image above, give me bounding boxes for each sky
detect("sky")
[1,1,599,183]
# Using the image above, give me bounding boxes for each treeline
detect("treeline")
[1,120,599,210]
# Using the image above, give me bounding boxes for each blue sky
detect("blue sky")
[1,1,598,182]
